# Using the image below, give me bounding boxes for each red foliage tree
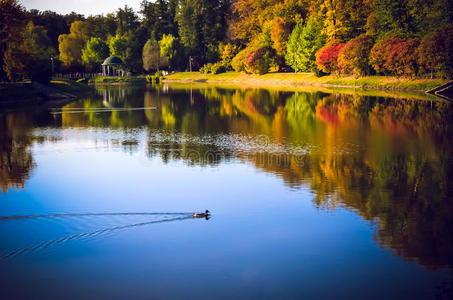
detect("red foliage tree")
[417,25,453,78]
[337,34,374,76]
[370,36,420,77]
[315,39,345,74]
[244,47,274,75]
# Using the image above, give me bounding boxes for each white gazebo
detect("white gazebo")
[102,56,125,76]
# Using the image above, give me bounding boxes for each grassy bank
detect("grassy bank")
[0,78,92,107]
[50,78,92,95]
[164,72,448,92]
[89,76,146,84]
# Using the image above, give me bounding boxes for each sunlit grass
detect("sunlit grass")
[50,78,91,94]
[165,72,448,92]
[90,76,146,84]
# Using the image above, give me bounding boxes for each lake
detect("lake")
[1,84,452,299]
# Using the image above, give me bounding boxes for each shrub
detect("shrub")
[219,43,239,70]
[338,34,374,76]
[245,47,274,75]
[210,62,226,74]
[315,39,345,74]
[417,25,453,78]
[370,36,420,77]
[146,73,163,83]
[200,63,212,74]
[231,49,248,72]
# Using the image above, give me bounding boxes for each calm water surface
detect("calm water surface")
[1,84,452,299]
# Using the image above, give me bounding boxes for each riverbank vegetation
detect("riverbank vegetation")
[0,78,91,106]
[89,76,146,84]
[0,0,452,85]
[165,72,447,92]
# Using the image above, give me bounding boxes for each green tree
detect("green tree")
[143,39,168,71]
[159,33,180,69]
[23,21,56,82]
[176,0,229,62]
[82,37,109,71]
[175,0,201,52]
[28,9,69,50]
[84,14,117,40]
[116,5,139,35]
[0,0,28,81]
[109,34,130,61]
[285,17,326,72]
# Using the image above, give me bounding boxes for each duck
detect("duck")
[193,210,210,219]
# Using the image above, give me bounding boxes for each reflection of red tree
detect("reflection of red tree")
[316,103,340,126]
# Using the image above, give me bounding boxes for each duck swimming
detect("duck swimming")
[193,210,210,219]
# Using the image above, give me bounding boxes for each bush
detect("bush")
[315,39,345,74]
[211,62,226,74]
[417,25,453,78]
[338,34,374,76]
[219,43,239,70]
[231,49,248,72]
[146,74,162,83]
[370,36,420,77]
[244,47,274,75]
[200,63,212,74]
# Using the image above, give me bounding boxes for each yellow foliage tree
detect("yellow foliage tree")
[58,21,89,67]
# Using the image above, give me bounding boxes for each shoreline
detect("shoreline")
[163,72,449,94]
[0,79,92,109]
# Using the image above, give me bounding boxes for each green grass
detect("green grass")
[50,78,92,94]
[165,72,448,92]
[90,76,147,84]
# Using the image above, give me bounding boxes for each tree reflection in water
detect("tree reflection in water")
[0,113,35,193]
[1,84,453,271]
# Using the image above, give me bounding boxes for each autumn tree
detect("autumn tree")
[320,0,371,41]
[337,34,374,76]
[229,0,310,44]
[231,49,248,72]
[369,35,420,77]
[417,25,453,78]
[245,47,275,75]
[315,39,345,74]
[271,17,291,57]
[58,20,89,67]
[219,43,239,70]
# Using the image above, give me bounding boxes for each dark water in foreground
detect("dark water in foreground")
[1,84,453,299]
